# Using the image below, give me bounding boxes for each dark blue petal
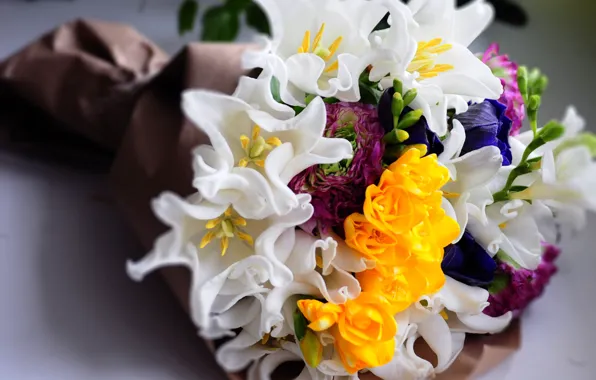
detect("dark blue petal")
[455,100,513,166]
[441,231,497,288]
[401,109,444,156]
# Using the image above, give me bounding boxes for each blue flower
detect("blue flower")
[378,88,444,156]
[455,99,513,166]
[442,231,497,288]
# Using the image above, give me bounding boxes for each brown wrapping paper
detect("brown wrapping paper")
[0,20,520,379]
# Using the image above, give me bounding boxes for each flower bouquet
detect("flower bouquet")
[123,0,596,378]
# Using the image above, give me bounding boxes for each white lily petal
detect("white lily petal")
[416,314,452,370]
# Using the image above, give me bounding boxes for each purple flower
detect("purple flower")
[484,244,561,318]
[442,231,497,288]
[378,87,444,156]
[455,99,513,166]
[482,43,525,135]
[289,102,385,234]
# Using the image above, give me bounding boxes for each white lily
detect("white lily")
[183,78,353,219]
[466,198,554,270]
[260,231,375,339]
[126,191,314,336]
[512,107,596,230]
[371,0,502,136]
[439,119,503,242]
[244,0,400,105]
[371,277,512,380]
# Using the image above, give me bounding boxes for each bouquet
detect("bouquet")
[125,0,596,378]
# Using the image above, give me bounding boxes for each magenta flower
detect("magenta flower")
[482,43,525,135]
[288,102,385,234]
[484,244,560,318]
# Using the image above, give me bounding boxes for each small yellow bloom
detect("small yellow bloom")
[343,213,399,266]
[362,149,450,237]
[335,293,397,374]
[297,299,343,332]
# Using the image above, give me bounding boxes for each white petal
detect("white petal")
[440,118,466,162]
[216,330,270,373]
[417,314,452,370]
[447,146,502,193]
[425,43,502,100]
[453,0,495,46]
[454,312,512,334]
[234,75,296,120]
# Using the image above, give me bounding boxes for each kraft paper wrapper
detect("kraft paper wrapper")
[0,20,520,380]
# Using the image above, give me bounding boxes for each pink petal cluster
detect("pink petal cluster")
[484,244,560,318]
[289,102,385,234]
[482,43,525,135]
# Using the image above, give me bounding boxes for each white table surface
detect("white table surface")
[1,0,596,379]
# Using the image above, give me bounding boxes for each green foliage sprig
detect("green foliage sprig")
[178,0,270,41]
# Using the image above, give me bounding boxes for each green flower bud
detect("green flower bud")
[391,92,404,118]
[299,329,323,368]
[533,76,549,96]
[402,89,418,106]
[393,78,403,95]
[528,95,541,112]
[397,129,410,142]
[538,120,565,142]
[398,109,423,129]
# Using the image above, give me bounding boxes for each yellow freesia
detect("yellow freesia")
[362,149,450,237]
[297,294,397,374]
[297,299,343,332]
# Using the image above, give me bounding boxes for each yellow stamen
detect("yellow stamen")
[254,159,266,167]
[315,256,323,269]
[238,158,249,167]
[300,30,311,54]
[205,217,221,229]
[408,38,453,81]
[236,230,254,247]
[252,125,261,141]
[221,236,229,256]
[200,231,216,249]
[324,60,339,73]
[261,333,271,345]
[231,216,247,227]
[499,222,508,229]
[326,36,343,61]
[224,207,233,217]
[240,135,250,151]
[440,310,449,320]
[313,23,325,51]
[266,137,282,147]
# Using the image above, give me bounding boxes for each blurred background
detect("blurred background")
[1,0,595,379]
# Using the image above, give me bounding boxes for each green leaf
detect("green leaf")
[299,329,323,368]
[488,272,510,295]
[178,0,199,36]
[201,6,240,41]
[359,84,382,105]
[270,76,282,103]
[246,3,271,35]
[509,185,529,192]
[226,0,251,12]
[496,250,521,269]
[293,307,308,342]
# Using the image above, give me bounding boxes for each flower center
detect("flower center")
[200,207,254,256]
[238,125,282,168]
[298,23,343,74]
[407,38,454,80]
